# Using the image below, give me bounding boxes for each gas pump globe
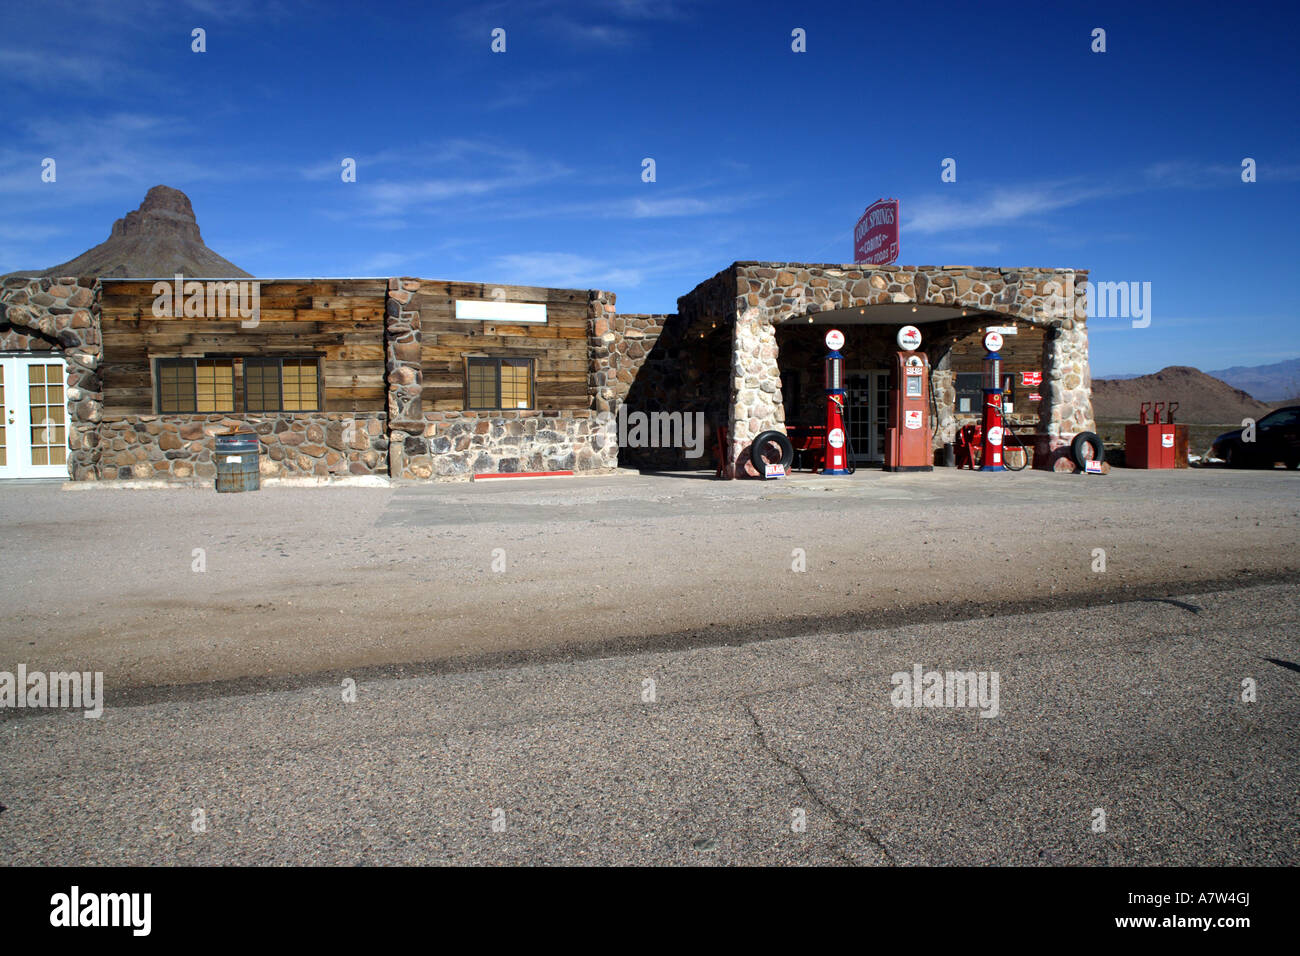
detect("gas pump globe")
[980,330,1006,471]
[822,328,850,475]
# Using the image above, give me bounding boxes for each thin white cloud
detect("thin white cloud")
[628,196,729,218]
[933,240,1003,256]
[476,191,757,222]
[904,182,1109,235]
[0,223,64,243]
[547,19,634,46]
[907,156,1300,238]
[1144,158,1300,186]
[0,48,123,89]
[489,252,643,288]
[450,0,693,50]
[361,251,423,273]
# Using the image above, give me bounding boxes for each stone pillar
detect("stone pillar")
[726,306,785,478]
[1045,321,1096,435]
[1037,320,1097,469]
[930,365,958,447]
[586,290,619,471]
[587,291,617,417]
[384,278,424,478]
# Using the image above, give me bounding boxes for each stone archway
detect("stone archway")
[724,263,1094,474]
[0,277,102,479]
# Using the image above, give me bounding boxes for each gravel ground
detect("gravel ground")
[0,467,1295,693]
[1,581,1295,865]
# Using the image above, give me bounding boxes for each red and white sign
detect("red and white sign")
[905,409,923,430]
[765,463,787,478]
[1028,392,1042,402]
[897,325,922,350]
[1161,432,1175,448]
[828,428,845,449]
[853,198,900,265]
[986,425,1003,446]
[1022,371,1042,387]
[1084,459,1104,474]
[983,331,1004,352]
[824,328,845,351]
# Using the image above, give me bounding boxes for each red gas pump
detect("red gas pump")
[822,328,850,475]
[980,330,1006,471]
[884,324,933,472]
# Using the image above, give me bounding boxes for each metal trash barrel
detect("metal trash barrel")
[214,432,260,493]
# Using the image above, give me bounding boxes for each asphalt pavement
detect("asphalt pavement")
[3,580,1295,865]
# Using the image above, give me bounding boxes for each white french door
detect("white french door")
[0,355,70,479]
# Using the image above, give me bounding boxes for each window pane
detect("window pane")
[245,361,277,413]
[467,361,496,409]
[500,361,531,409]
[195,359,234,412]
[158,362,196,413]
[281,358,319,412]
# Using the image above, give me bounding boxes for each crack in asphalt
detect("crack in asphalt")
[742,700,897,866]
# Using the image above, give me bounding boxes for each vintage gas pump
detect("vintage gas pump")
[822,328,850,475]
[980,330,1006,471]
[884,324,933,472]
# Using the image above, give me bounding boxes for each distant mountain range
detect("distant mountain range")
[1205,358,1300,403]
[5,185,248,279]
[1092,366,1287,424]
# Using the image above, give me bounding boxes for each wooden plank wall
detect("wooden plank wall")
[413,282,590,412]
[98,280,387,416]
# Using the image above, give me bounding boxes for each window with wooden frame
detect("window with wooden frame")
[156,358,236,413]
[466,357,533,410]
[155,356,321,414]
[245,357,321,412]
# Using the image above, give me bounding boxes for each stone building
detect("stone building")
[640,262,1096,475]
[0,261,1094,483]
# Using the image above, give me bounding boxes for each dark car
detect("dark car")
[1210,406,1300,468]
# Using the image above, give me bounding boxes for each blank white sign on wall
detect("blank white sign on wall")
[454,300,548,324]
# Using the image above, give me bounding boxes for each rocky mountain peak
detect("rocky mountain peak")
[6,185,250,279]
[109,185,202,243]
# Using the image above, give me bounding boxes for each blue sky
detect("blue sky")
[1,0,1296,376]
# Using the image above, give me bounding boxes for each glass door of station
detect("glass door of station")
[846,370,888,464]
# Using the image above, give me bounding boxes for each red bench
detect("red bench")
[786,424,827,472]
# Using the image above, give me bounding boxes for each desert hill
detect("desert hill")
[6,185,249,279]
[1092,366,1274,424]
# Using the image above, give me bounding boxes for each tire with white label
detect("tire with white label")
[751,430,794,479]
[1070,431,1105,470]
